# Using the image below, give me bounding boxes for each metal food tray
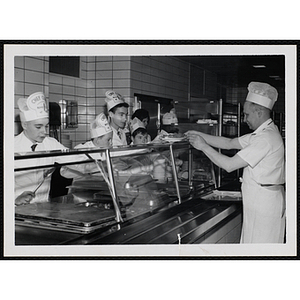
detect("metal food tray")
[15,202,117,234]
[201,190,242,202]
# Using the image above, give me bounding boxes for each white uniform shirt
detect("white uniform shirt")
[14,132,68,203]
[237,119,285,185]
[61,141,121,180]
[74,141,104,159]
[61,141,106,187]
[111,127,127,146]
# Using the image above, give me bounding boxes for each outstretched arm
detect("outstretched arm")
[15,191,35,206]
[187,134,247,173]
[185,130,242,150]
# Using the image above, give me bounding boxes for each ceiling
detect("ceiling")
[176,55,285,88]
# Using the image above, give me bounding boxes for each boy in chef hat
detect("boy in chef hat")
[89,113,113,148]
[152,108,181,143]
[61,113,113,177]
[105,90,129,146]
[60,113,115,202]
[15,92,69,205]
[129,117,149,145]
[162,109,178,125]
[132,108,150,129]
[131,108,151,143]
[18,91,49,123]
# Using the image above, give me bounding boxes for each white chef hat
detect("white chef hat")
[129,117,146,134]
[90,113,112,139]
[18,92,49,122]
[245,82,278,110]
[105,90,128,111]
[162,111,178,125]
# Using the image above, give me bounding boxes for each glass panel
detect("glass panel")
[14,142,216,232]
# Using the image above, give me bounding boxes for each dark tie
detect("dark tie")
[31,144,37,151]
[117,130,122,139]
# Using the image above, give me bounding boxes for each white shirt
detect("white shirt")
[61,141,121,180]
[60,141,106,188]
[72,141,105,175]
[111,127,127,146]
[237,119,285,185]
[14,132,68,203]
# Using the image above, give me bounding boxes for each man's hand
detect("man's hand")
[15,191,35,206]
[186,133,207,151]
[185,130,202,138]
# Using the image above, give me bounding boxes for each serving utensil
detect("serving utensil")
[33,167,56,194]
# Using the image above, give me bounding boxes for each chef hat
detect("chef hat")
[105,90,128,111]
[162,111,178,125]
[90,113,112,139]
[246,82,278,110]
[18,92,48,122]
[129,117,146,134]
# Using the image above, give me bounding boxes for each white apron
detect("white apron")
[240,178,285,243]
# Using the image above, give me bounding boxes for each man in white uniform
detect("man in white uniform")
[185,82,285,243]
[14,92,69,205]
[105,90,129,146]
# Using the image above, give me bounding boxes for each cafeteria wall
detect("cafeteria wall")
[14,56,196,147]
[14,55,284,148]
[14,56,49,134]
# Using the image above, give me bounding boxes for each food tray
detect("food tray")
[201,190,242,201]
[15,202,117,234]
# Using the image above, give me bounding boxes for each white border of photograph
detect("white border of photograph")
[4,43,297,257]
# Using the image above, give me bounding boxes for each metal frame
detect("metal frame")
[14,142,193,224]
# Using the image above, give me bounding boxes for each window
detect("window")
[49,56,80,77]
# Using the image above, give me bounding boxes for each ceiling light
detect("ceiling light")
[253,65,266,68]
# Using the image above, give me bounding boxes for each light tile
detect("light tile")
[49,83,63,94]
[96,61,113,71]
[75,87,86,97]
[113,60,131,70]
[24,70,45,84]
[113,56,130,61]
[25,83,46,95]
[96,56,113,62]
[96,70,113,79]
[15,56,24,68]
[14,82,25,95]
[25,57,45,72]
[63,85,75,95]
[49,74,63,84]
[95,79,113,88]
[113,79,130,88]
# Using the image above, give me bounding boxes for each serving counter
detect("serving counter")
[14,141,242,245]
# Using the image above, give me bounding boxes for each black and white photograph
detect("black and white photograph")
[3,43,297,258]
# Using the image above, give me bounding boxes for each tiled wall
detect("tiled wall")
[14,56,49,135]
[51,55,191,147]
[48,57,89,147]
[130,56,190,119]
[20,56,285,148]
[93,56,131,116]
[130,56,189,101]
[14,56,134,147]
